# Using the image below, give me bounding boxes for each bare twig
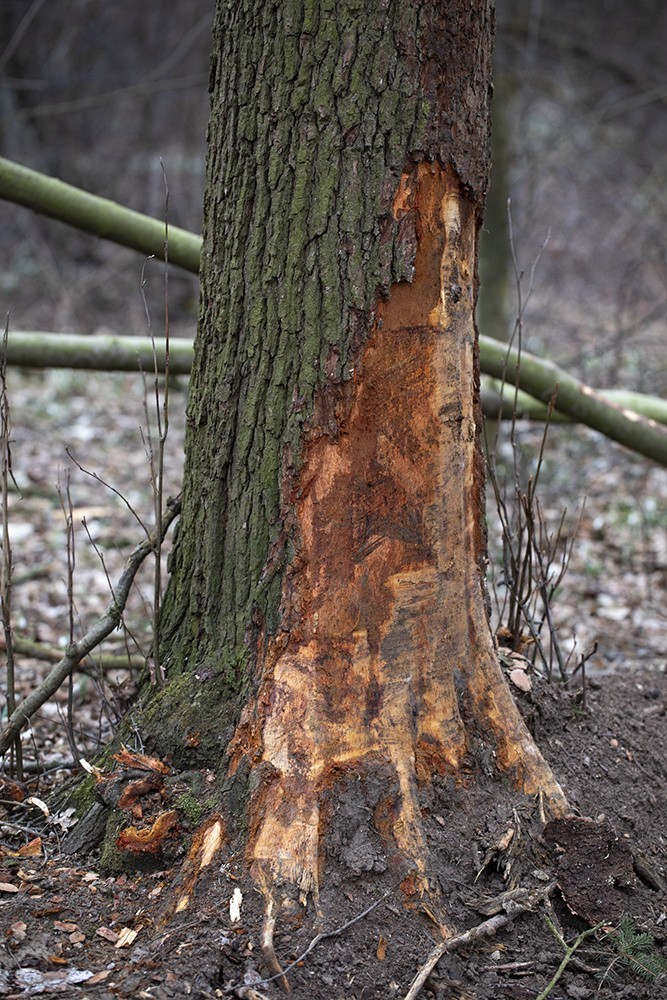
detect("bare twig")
[233,886,396,994]
[65,447,150,539]
[403,884,556,1000]
[0,495,181,758]
[56,471,79,762]
[537,916,607,1000]
[0,321,22,779]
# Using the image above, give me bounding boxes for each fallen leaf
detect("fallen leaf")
[9,921,27,943]
[54,921,79,933]
[377,934,388,960]
[16,838,43,858]
[0,881,19,893]
[26,795,49,817]
[69,931,86,944]
[87,970,112,984]
[0,778,25,802]
[509,668,532,692]
[115,926,139,948]
[96,926,119,943]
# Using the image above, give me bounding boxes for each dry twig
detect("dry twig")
[403,883,555,1000]
[0,496,181,758]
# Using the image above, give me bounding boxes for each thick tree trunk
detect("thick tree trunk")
[150,0,566,909]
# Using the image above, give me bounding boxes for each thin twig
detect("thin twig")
[0,496,181,757]
[65,447,150,539]
[537,916,607,1000]
[0,320,22,779]
[234,886,396,993]
[403,883,555,1000]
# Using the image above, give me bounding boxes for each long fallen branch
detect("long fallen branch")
[0,632,144,672]
[6,330,667,464]
[481,378,667,427]
[479,335,667,466]
[403,883,556,1000]
[4,331,194,375]
[0,156,201,274]
[2,157,665,464]
[0,495,181,758]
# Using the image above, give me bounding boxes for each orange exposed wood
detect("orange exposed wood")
[234,163,567,899]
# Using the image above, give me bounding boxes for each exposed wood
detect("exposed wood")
[231,164,566,900]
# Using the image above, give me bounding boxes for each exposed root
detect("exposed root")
[260,894,290,994]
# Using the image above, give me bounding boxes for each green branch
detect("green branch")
[2,158,665,464]
[0,156,201,274]
[5,331,193,375]
[5,331,667,465]
[480,379,667,426]
[480,335,667,466]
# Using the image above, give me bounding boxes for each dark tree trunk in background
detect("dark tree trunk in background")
[146,0,566,913]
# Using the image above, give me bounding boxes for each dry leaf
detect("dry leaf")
[54,921,79,933]
[96,926,119,944]
[115,926,139,948]
[376,934,388,960]
[69,931,86,944]
[0,882,19,893]
[87,970,112,984]
[10,921,27,943]
[16,838,43,858]
[26,795,49,817]
[509,668,532,692]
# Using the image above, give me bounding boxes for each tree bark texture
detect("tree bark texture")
[155,0,566,898]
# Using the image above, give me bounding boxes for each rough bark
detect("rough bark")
[150,0,566,905]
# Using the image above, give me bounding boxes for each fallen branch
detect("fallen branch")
[403,883,556,1000]
[5,331,193,375]
[481,377,667,427]
[480,334,667,466]
[537,916,606,1000]
[0,632,143,672]
[5,332,667,451]
[0,496,181,758]
[0,156,201,274]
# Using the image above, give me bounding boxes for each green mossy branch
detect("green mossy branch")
[480,334,667,466]
[2,158,665,464]
[5,330,666,465]
[0,156,202,274]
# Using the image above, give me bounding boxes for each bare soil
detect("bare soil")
[0,667,665,999]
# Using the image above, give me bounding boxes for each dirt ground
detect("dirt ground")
[0,665,665,999]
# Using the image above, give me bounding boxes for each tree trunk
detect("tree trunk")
[150,0,566,913]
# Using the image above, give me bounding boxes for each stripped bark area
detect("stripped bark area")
[232,163,566,898]
[149,0,569,918]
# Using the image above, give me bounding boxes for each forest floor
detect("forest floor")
[0,368,665,999]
